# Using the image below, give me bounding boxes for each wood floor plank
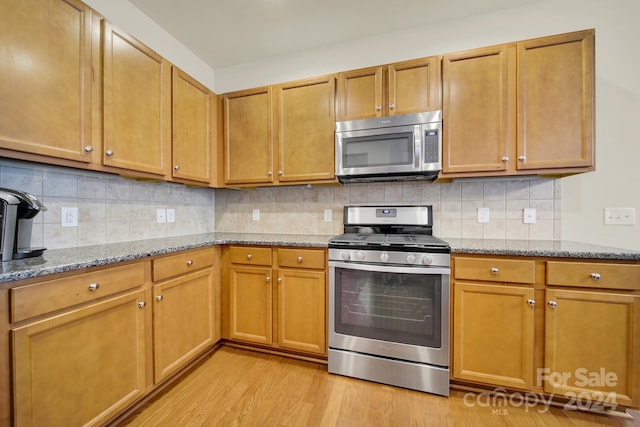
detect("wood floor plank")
[123,347,640,427]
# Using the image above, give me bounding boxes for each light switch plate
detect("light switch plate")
[61,207,78,227]
[604,208,636,225]
[523,208,536,224]
[252,208,260,221]
[324,209,333,222]
[477,207,490,223]
[156,208,166,224]
[166,208,175,223]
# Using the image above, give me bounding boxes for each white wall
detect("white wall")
[93,0,639,250]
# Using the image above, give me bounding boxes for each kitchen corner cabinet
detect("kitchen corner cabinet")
[337,57,441,121]
[172,68,215,184]
[223,75,336,186]
[10,263,148,426]
[152,248,218,382]
[102,21,171,176]
[0,0,95,163]
[442,29,594,178]
[222,246,327,357]
[453,257,537,390]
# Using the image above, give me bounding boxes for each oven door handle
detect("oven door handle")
[329,261,450,275]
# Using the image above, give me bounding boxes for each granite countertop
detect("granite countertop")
[1,233,639,284]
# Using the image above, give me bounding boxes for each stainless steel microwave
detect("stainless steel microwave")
[335,110,442,183]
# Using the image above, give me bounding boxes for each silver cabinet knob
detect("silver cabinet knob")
[375,105,382,111]
[174,165,180,171]
[105,149,114,156]
[590,273,601,280]
[389,103,395,110]
[527,299,536,307]
[247,254,252,260]
[266,276,271,283]
[277,277,282,283]
[278,170,283,176]
[491,267,499,274]
[186,260,193,266]
[84,146,94,153]
[138,301,146,309]
[501,156,509,162]
[267,171,273,176]
[297,256,303,263]
[88,283,99,291]
[155,295,163,302]
[548,301,558,308]
[518,156,526,161]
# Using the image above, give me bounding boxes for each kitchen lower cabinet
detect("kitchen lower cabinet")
[12,289,148,427]
[152,248,218,382]
[222,246,327,357]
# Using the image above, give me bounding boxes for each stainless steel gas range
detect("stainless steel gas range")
[328,205,451,396]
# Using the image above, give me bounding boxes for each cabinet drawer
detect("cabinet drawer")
[153,248,215,281]
[277,248,326,270]
[454,257,536,284]
[10,263,146,322]
[228,246,272,266]
[547,261,640,290]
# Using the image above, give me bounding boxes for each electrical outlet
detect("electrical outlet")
[166,208,175,223]
[156,208,166,224]
[252,208,260,221]
[61,207,78,227]
[324,209,333,223]
[523,208,536,224]
[604,208,636,225]
[477,207,490,223]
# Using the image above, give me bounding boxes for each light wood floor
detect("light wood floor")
[124,347,640,427]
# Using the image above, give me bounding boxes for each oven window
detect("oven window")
[342,132,414,168]
[334,267,442,348]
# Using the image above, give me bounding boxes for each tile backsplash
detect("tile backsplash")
[0,160,215,250]
[215,177,561,240]
[0,159,561,250]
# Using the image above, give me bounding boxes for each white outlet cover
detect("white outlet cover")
[156,208,166,224]
[61,207,78,227]
[523,208,537,224]
[604,208,636,225]
[324,209,333,222]
[477,207,490,223]
[252,208,260,221]
[166,208,175,223]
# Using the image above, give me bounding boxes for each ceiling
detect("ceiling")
[128,0,540,70]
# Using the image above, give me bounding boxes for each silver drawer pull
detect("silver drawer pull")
[590,273,601,280]
[548,301,558,308]
[105,149,114,156]
[138,301,146,309]
[527,299,536,307]
[155,295,163,302]
[88,283,100,291]
[247,254,252,260]
[491,267,499,274]
[186,260,193,266]
[297,256,303,263]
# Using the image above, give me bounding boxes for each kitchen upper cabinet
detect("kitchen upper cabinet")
[0,0,95,163]
[223,87,274,185]
[442,29,594,178]
[223,76,336,187]
[172,67,215,184]
[275,76,335,183]
[12,290,148,426]
[102,21,171,176]
[336,57,441,121]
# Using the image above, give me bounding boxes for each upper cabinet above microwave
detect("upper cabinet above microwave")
[336,57,442,121]
[441,29,595,179]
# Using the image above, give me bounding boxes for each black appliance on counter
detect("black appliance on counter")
[0,188,47,262]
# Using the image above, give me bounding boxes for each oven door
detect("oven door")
[329,261,450,367]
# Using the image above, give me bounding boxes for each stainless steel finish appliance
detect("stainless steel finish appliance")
[0,188,47,262]
[328,205,450,396]
[335,110,442,183]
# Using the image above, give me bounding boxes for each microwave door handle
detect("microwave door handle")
[414,125,422,169]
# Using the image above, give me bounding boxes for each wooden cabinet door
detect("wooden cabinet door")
[227,265,273,345]
[389,57,441,116]
[336,66,383,121]
[223,87,274,185]
[517,30,594,171]
[153,269,215,383]
[276,268,326,355]
[275,76,335,183]
[442,45,515,174]
[0,0,94,163]
[453,282,535,390]
[544,289,639,407]
[103,21,170,175]
[172,67,213,184]
[12,290,147,426]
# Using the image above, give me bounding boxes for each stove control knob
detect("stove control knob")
[406,254,416,264]
[355,251,366,261]
[340,251,350,261]
[380,252,389,263]
[422,255,433,265]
